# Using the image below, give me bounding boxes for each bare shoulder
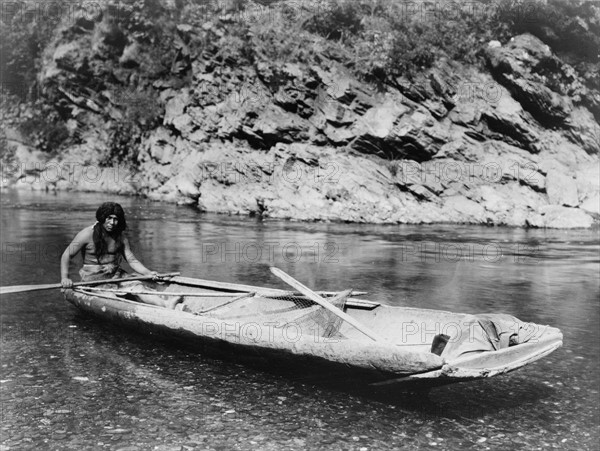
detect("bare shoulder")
[65,225,94,254]
[74,225,94,243]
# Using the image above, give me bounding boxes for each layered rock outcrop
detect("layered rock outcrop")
[2,2,598,228]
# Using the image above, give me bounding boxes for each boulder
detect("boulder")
[575,166,600,198]
[481,107,539,152]
[566,107,600,155]
[545,170,579,207]
[384,110,449,161]
[353,101,409,139]
[140,128,177,166]
[576,165,600,215]
[441,196,487,223]
[247,105,310,147]
[164,91,190,125]
[536,134,591,168]
[349,100,410,155]
[172,114,196,136]
[91,19,128,57]
[476,185,512,213]
[52,42,85,72]
[119,42,142,67]
[508,78,572,125]
[470,140,545,192]
[580,195,600,216]
[538,206,594,228]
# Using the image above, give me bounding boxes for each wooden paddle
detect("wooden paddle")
[77,287,249,297]
[269,267,384,342]
[0,272,180,295]
[197,292,256,314]
[167,276,367,297]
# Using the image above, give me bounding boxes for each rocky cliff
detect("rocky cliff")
[1,0,599,228]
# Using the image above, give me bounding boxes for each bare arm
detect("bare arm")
[123,236,155,276]
[60,228,90,287]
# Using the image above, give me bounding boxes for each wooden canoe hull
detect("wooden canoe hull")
[63,276,563,386]
[63,289,444,384]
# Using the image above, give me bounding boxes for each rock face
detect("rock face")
[545,170,579,207]
[485,34,600,155]
[3,7,599,229]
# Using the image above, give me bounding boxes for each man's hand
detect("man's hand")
[61,278,73,288]
[148,271,159,281]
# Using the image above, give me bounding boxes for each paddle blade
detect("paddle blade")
[0,283,61,295]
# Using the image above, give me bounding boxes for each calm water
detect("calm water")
[1,190,598,450]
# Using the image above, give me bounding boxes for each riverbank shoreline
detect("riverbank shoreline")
[3,159,598,230]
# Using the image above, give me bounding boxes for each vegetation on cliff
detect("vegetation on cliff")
[2,0,598,160]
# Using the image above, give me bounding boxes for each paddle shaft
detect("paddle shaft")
[0,272,180,295]
[269,267,384,342]
[197,292,256,314]
[168,276,367,298]
[77,287,248,297]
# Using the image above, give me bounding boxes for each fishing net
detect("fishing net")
[178,288,354,340]
[253,289,352,340]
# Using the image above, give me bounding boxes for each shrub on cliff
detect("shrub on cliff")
[496,0,599,90]
[2,0,598,165]
[0,130,17,169]
[300,0,597,82]
[498,0,599,63]
[123,88,164,130]
[17,109,70,155]
[299,0,508,80]
[103,122,141,167]
[100,87,163,167]
[0,5,56,101]
[303,1,368,41]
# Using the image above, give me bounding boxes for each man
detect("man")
[60,202,182,309]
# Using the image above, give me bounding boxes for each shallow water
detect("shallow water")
[1,190,598,450]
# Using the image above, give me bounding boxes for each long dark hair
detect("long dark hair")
[93,202,127,263]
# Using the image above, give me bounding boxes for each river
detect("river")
[1,190,598,450]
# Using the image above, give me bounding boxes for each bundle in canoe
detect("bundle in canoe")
[62,270,563,386]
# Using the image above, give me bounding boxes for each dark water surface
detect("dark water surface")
[1,190,598,450]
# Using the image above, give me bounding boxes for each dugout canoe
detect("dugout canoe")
[63,275,563,386]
